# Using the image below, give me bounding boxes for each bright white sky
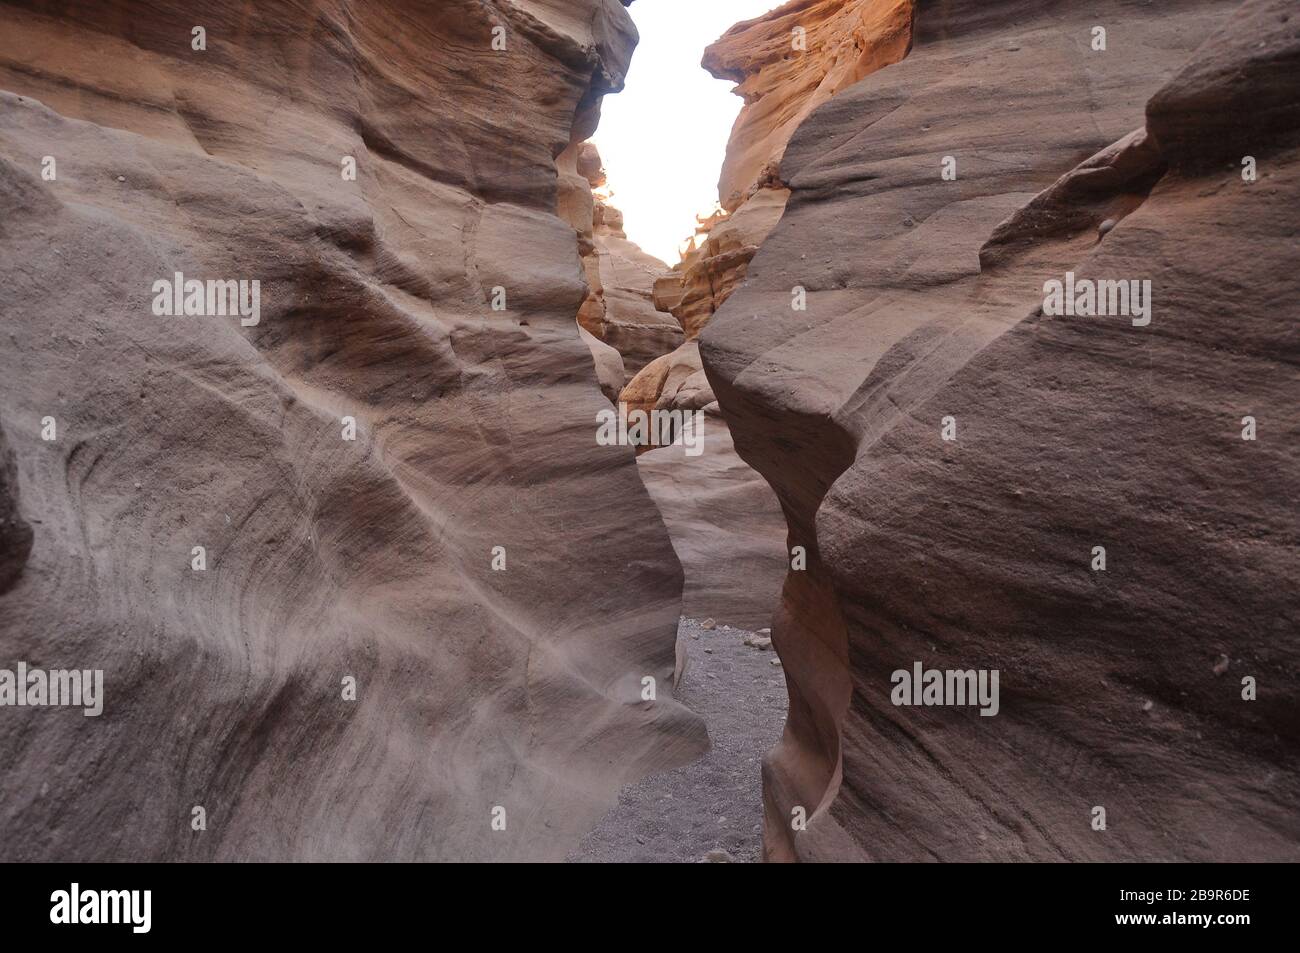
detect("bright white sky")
[591,0,781,264]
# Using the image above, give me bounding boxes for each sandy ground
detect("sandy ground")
[568,617,788,863]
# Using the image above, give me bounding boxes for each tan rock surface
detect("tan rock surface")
[592,230,683,376]
[637,412,788,631]
[0,0,706,861]
[561,141,683,378]
[580,326,627,403]
[620,341,707,419]
[652,0,914,346]
[704,0,914,213]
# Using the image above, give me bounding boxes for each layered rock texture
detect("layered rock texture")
[6,0,1291,868]
[704,0,914,214]
[703,0,1300,861]
[617,0,898,635]
[559,141,682,385]
[0,0,708,861]
[644,0,913,358]
[618,0,918,639]
[627,0,914,413]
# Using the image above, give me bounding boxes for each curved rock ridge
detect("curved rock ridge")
[702,0,1299,861]
[0,0,707,861]
[637,409,790,632]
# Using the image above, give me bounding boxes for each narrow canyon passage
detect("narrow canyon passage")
[559,0,1300,864]
[0,0,1295,870]
[551,0,917,860]
[546,2,827,860]
[570,618,786,863]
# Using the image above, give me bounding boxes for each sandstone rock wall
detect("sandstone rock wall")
[704,0,914,214]
[703,0,1300,861]
[631,0,914,406]
[638,410,789,631]
[620,2,914,636]
[0,0,706,861]
[559,141,682,384]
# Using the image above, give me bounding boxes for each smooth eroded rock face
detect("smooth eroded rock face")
[0,0,706,861]
[703,0,1300,861]
[588,227,684,377]
[637,411,788,631]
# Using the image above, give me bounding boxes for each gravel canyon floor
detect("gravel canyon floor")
[570,618,788,863]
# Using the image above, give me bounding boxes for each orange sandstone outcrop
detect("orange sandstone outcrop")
[619,2,916,636]
[635,0,914,406]
[0,0,705,861]
[653,188,792,343]
[704,0,914,213]
[559,141,683,383]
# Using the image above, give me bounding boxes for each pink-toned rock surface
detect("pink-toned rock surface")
[579,325,628,403]
[589,225,684,377]
[638,411,788,632]
[703,0,1300,861]
[0,0,706,861]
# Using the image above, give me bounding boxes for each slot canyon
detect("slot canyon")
[0,0,1296,866]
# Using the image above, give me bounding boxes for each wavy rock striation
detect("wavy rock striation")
[0,0,706,861]
[703,0,1299,861]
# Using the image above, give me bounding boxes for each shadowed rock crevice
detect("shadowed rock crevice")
[0,422,34,595]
